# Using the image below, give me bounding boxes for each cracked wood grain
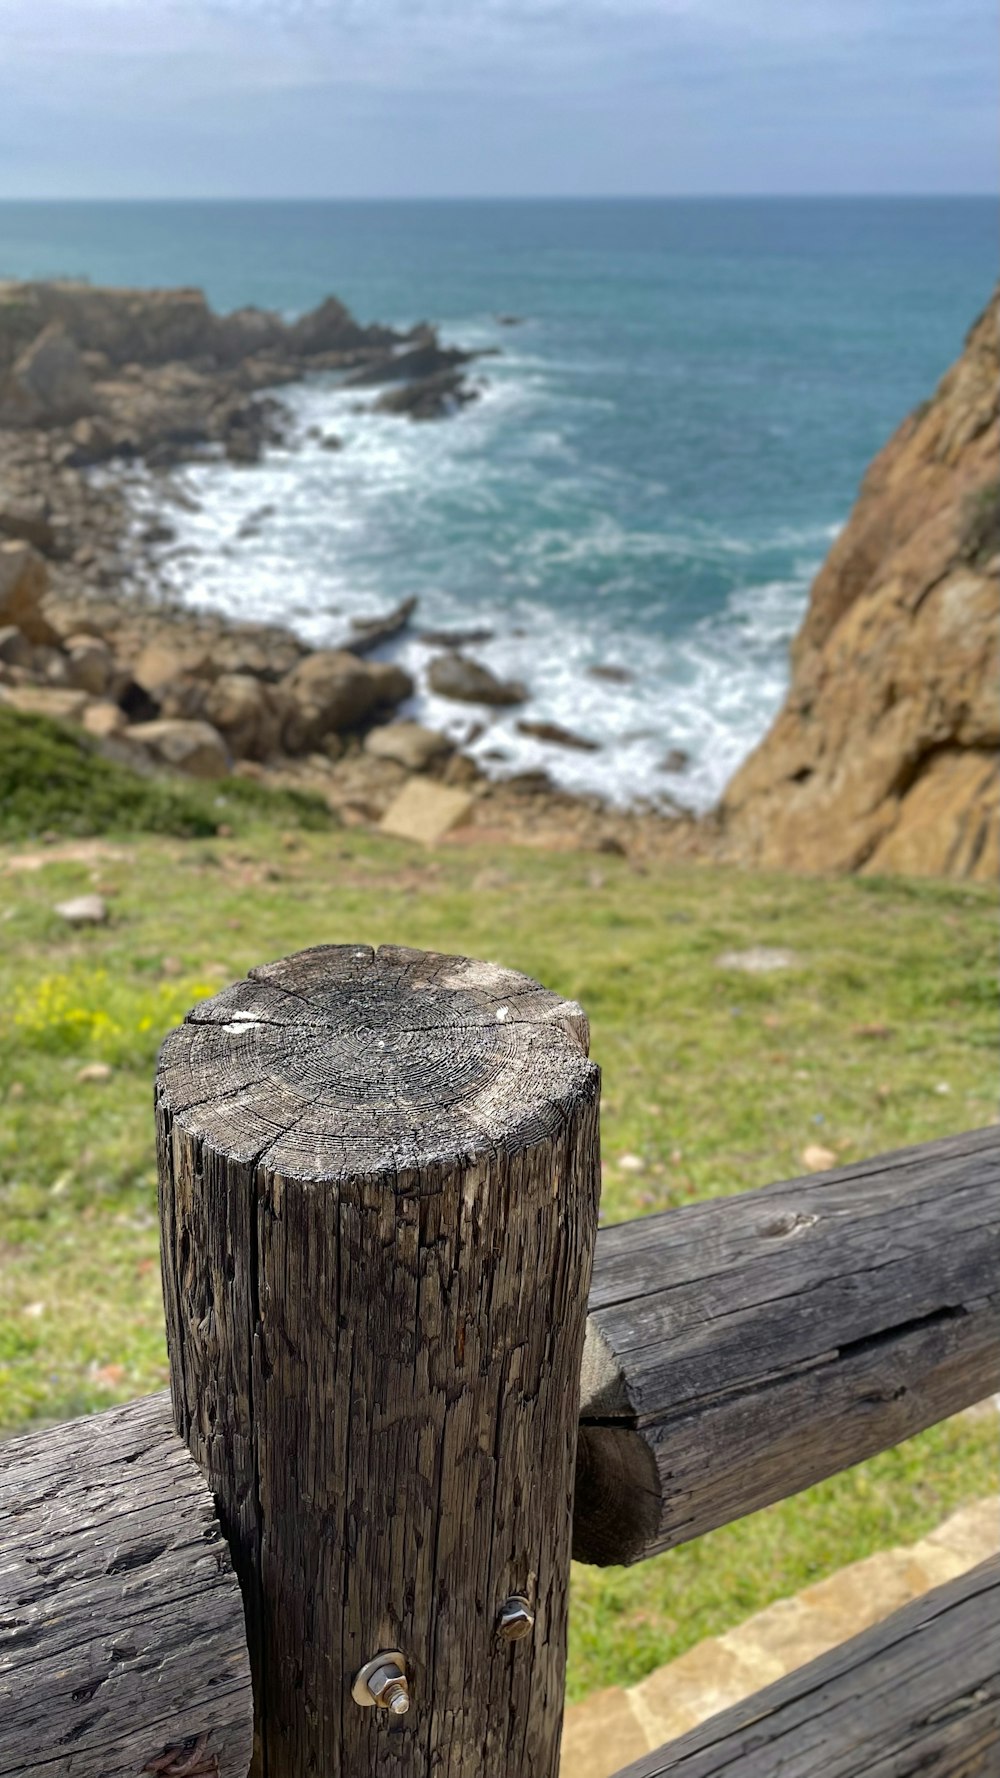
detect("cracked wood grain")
[0,1392,254,1778]
[574,1126,1000,1565]
[156,943,601,1778]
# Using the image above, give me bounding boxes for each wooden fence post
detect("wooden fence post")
[155,943,600,1777]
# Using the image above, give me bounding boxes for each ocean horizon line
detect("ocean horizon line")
[0,191,996,208]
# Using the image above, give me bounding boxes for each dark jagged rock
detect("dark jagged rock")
[516,719,601,753]
[428,652,527,707]
[343,338,473,389]
[345,596,418,656]
[418,625,495,648]
[375,370,478,421]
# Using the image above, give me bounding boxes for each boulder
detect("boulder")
[203,672,286,760]
[0,323,94,427]
[418,625,494,648]
[345,596,418,656]
[427,653,527,707]
[659,748,692,774]
[516,719,600,753]
[374,371,477,421]
[36,644,71,685]
[0,541,59,644]
[0,497,55,553]
[59,416,119,466]
[211,623,305,682]
[379,779,475,845]
[64,634,114,698]
[132,637,216,693]
[0,624,34,669]
[54,894,108,927]
[128,718,229,778]
[281,650,411,752]
[345,340,471,389]
[366,661,415,707]
[0,685,88,722]
[153,677,212,723]
[364,722,453,772]
[82,700,127,740]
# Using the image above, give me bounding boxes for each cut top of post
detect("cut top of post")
[156,942,596,1182]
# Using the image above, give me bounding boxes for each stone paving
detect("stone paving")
[560,1495,999,1777]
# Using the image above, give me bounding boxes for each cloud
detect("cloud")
[0,0,995,194]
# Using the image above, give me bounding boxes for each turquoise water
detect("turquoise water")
[1,199,995,804]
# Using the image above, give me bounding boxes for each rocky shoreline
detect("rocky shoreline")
[3,273,993,877]
[0,277,700,858]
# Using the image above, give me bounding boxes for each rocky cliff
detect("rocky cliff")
[719,289,999,882]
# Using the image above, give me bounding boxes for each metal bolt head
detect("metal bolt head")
[497,1596,535,1642]
[352,1651,410,1713]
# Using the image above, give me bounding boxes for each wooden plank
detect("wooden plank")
[574,1127,1000,1564]
[157,943,601,1778]
[612,1555,1000,1777]
[0,1391,254,1778]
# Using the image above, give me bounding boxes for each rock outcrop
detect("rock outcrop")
[720,288,1000,882]
[428,653,527,706]
[0,278,481,464]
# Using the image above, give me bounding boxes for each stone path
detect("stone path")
[560,1495,999,1776]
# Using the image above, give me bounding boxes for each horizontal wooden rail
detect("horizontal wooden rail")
[3,1109,995,1772]
[574,1127,1000,1565]
[611,1555,1000,1777]
[0,1393,253,1778]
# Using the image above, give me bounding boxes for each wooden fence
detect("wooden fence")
[1,944,997,1778]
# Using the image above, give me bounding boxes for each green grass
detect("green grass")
[0,707,332,840]
[0,802,996,1700]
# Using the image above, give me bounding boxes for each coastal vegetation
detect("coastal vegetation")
[1,755,994,1696]
[0,705,332,840]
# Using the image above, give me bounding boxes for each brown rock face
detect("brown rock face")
[0,541,59,645]
[0,324,95,428]
[279,649,413,753]
[203,672,287,761]
[129,717,230,778]
[720,288,1000,882]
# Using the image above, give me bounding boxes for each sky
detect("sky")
[0,0,997,199]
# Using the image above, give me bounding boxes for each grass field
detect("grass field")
[1,774,996,1698]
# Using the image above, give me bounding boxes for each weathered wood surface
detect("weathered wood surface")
[575,1126,1000,1564]
[156,943,601,1778]
[613,1555,1000,1777]
[0,1391,254,1778]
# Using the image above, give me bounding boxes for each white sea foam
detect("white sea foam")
[121,338,833,812]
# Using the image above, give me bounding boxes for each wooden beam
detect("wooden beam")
[0,1391,253,1778]
[611,1555,1000,1777]
[156,943,601,1778]
[575,1127,1000,1565]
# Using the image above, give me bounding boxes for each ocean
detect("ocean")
[1,197,995,807]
